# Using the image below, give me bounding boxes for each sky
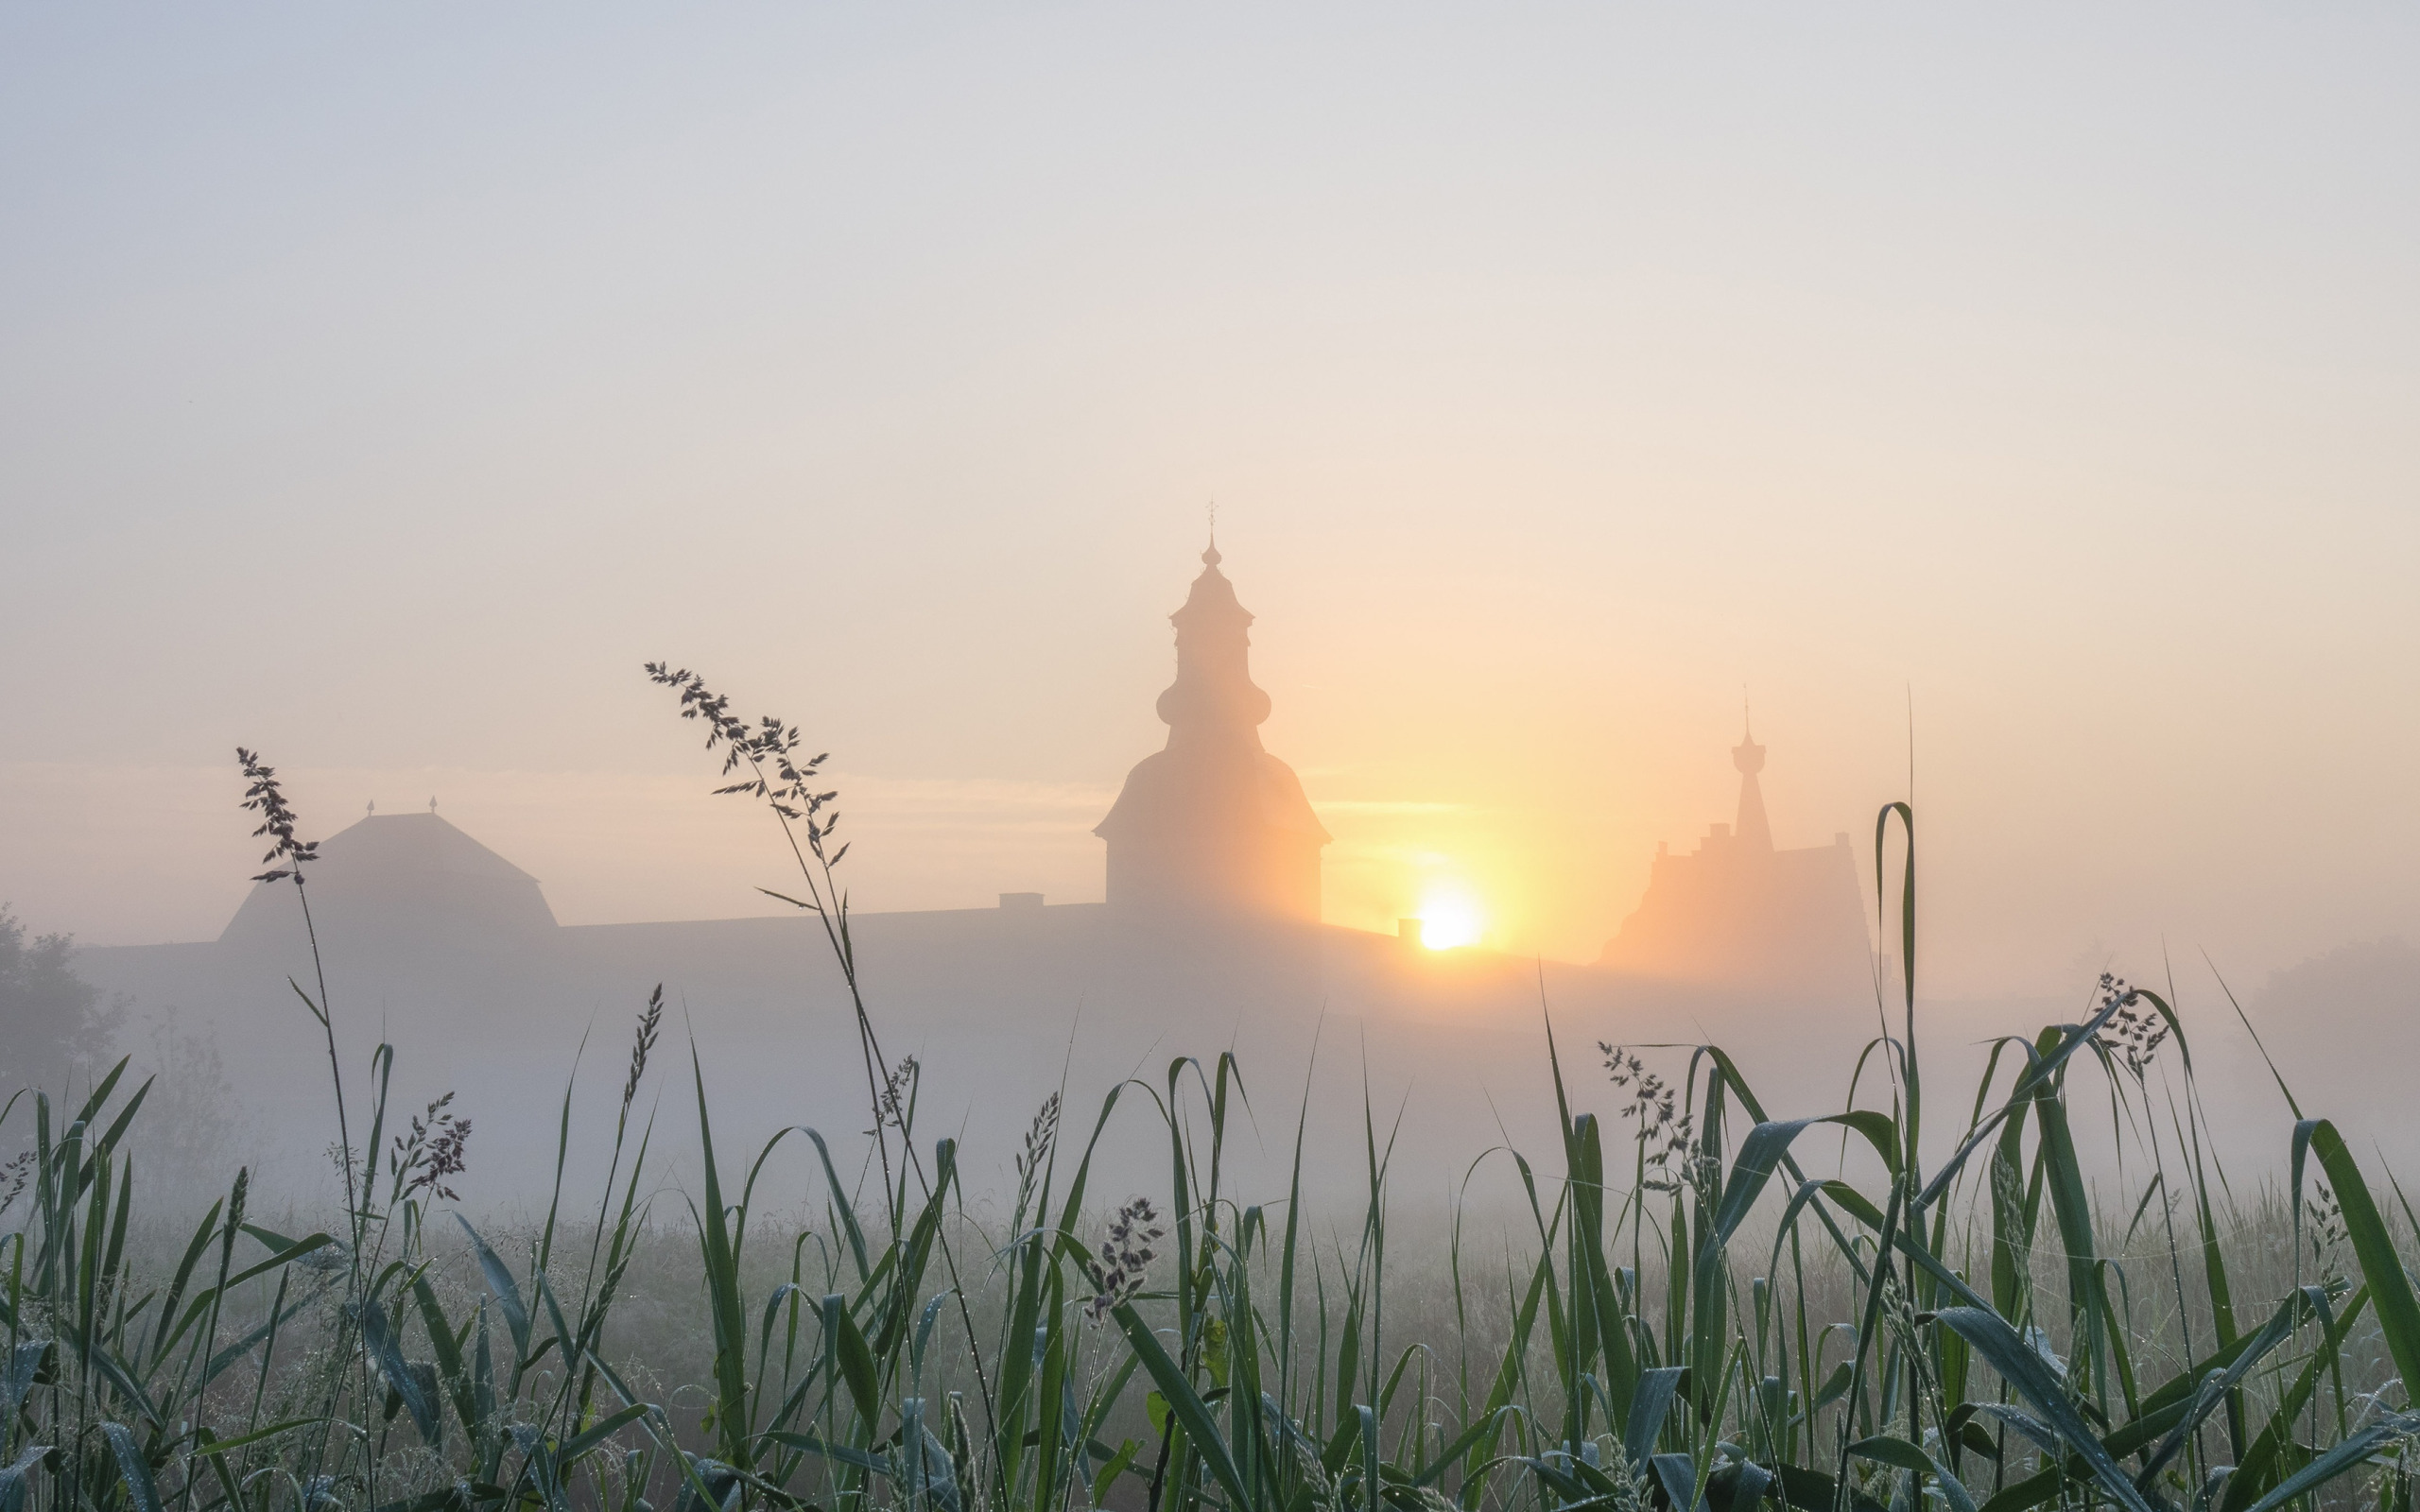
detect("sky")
[3,4,2416,997]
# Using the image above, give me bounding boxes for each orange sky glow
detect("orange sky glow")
[3,8,2416,1002]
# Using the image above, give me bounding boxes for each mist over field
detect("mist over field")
[3,11,2418,1512]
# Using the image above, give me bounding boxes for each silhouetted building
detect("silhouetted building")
[67,553,1947,1204]
[1095,540,1329,920]
[219,811,558,959]
[1599,719,1873,1005]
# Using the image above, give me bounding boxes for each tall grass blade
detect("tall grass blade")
[2294,1119,2420,1392]
[1932,1307,2155,1512]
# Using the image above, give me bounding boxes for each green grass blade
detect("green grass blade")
[100,1422,163,1512]
[1110,1300,1251,1511]
[1932,1307,2153,1512]
[2238,1411,2420,1512]
[454,1215,531,1362]
[2295,1120,2420,1394]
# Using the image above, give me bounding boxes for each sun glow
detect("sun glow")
[1417,885,1485,951]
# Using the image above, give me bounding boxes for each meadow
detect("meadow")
[3,671,2414,1512]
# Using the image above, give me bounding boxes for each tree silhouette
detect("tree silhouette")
[0,906,123,1093]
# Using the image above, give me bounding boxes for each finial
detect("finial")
[367,799,375,817]
[1203,502,1221,566]
[428,796,438,814]
[1732,687,1766,773]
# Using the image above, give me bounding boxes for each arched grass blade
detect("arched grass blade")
[1933,1307,2155,1512]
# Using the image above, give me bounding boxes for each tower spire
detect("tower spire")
[1731,707,1772,852]
[1096,541,1330,919]
[1151,535,1268,743]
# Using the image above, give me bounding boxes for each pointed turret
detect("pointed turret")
[1155,538,1274,744]
[1097,541,1329,919]
[1600,712,1873,1005]
[1732,706,1772,852]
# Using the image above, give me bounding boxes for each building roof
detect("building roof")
[217,811,558,950]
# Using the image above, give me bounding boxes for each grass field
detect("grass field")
[2,683,2413,1512]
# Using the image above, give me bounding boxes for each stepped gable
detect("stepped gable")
[1095,537,1330,920]
[1599,714,1872,1004]
[218,810,559,952]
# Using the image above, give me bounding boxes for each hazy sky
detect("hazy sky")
[5,5,2415,996]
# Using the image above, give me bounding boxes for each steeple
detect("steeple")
[1096,539,1329,920]
[1732,703,1772,852]
[1599,711,1874,1002]
[1155,538,1273,745]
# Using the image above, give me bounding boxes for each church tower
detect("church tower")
[1598,720,1872,1005]
[1096,540,1330,919]
[1732,710,1772,852]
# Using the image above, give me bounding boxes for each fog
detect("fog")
[5,5,2418,1207]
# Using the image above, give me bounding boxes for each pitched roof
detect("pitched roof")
[217,811,557,948]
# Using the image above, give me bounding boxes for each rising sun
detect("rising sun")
[1417,886,1484,951]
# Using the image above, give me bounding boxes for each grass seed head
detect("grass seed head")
[1082,1196,1165,1322]
[1602,1042,1695,1191]
[2092,973,2169,1079]
[391,1091,472,1205]
[236,746,320,884]
[645,663,846,864]
[0,1149,31,1217]
[624,984,666,1113]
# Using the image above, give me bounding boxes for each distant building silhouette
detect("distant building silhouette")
[1599,718,1873,1004]
[74,588,1927,1203]
[218,811,558,957]
[1095,540,1330,920]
